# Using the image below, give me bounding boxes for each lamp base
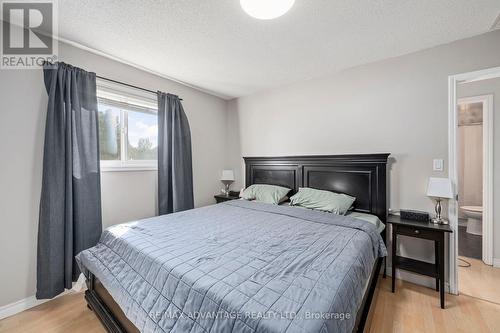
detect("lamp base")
[221,181,233,196]
[431,198,448,224]
[431,217,449,225]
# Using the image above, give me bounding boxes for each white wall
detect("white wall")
[457,77,500,260]
[0,41,227,307]
[227,30,500,285]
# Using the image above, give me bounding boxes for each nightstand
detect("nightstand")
[387,214,452,309]
[214,191,240,203]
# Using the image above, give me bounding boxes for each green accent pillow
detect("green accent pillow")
[289,187,356,214]
[241,184,290,205]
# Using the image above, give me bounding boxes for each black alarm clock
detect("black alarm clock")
[400,209,430,222]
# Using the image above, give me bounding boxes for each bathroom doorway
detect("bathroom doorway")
[456,96,487,261]
[449,70,498,303]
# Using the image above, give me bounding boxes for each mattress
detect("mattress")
[280,201,385,233]
[77,200,386,333]
[345,211,385,233]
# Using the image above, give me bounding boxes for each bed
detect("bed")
[78,154,390,333]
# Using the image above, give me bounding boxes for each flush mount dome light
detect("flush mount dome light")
[240,0,295,20]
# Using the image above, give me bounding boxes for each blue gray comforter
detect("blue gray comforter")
[76,200,386,333]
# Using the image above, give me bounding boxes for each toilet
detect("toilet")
[460,206,483,235]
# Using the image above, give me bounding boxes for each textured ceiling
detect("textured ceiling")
[58,0,500,99]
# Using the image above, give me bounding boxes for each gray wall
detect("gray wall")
[226,30,500,284]
[457,77,500,259]
[0,41,228,307]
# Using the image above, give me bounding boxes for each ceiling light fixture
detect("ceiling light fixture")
[240,0,295,20]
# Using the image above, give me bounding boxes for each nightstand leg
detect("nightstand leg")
[383,257,387,278]
[383,228,387,278]
[435,240,439,292]
[438,235,445,309]
[391,226,397,293]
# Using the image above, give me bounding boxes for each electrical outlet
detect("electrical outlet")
[433,159,444,171]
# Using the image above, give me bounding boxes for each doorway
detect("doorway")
[456,97,486,259]
[448,67,498,303]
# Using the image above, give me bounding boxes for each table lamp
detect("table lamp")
[426,177,454,224]
[221,170,234,196]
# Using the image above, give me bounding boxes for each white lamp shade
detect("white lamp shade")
[221,170,234,182]
[426,177,453,199]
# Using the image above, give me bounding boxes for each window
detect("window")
[97,79,158,171]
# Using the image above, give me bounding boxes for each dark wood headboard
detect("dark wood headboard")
[243,154,390,221]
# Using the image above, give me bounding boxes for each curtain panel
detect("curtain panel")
[37,62,102,299]
[157,92,194,214]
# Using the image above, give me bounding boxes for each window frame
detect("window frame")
[97,79,159,172]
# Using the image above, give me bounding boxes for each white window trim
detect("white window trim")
[100,160,157,172]
[97,79,158,172]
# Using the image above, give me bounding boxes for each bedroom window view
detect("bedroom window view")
[97,93,158,170]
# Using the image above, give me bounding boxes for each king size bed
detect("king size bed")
[77,154,389,333]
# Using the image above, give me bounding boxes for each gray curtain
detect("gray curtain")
[36,62,102,299]
[157,92,194,214]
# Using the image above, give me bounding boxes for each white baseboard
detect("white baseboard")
[0,295,53,320]
[387,266,450,293]
[0,274,86,320]
[493,258,500,268]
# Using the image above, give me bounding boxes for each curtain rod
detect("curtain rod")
[96,75,183,101]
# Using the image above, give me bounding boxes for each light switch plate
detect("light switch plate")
[433,159,444,171]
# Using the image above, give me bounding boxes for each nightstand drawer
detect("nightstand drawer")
[396,225,440,240]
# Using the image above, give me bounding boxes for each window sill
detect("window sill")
[100,166,157,172]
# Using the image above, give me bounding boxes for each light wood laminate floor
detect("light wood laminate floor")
[0,292,105,333]
[369,277,500,333]
[1,278,500,333]
[458,256,500,305]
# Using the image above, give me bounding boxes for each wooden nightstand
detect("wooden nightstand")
[387,214,452,309]
[214,191,240,203]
